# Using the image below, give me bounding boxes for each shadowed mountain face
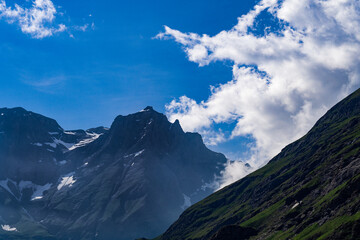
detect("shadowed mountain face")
[0,107,107,185]
[0,106,226,240]
[0,107,65,184]
[158,89,360,240]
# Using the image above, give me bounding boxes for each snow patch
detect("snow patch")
[53,138,74,149]
[0,179,51,201]
[48,132,59,135]
[32,143,43,147]
[69,132,102,151]
[291,202,300,209]
[124,149,145,158]
[45,138,75,150]
[1,225,17,232]
[140,132,146,140]
[31,183,52,200]
[64,131,76,135]
[134,149,145,157]
[18,181,52,201]
[57,173,76,190]
[181,194,191,210]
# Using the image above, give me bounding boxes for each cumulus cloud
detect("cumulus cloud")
[158,0,360,188]
[0,0,66,38]
[0,0,92,39]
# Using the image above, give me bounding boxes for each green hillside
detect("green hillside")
[158,88,360,240]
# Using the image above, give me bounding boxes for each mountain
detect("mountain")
[0,106,226,240]
[157,89,360,240]
[0,107,105,185]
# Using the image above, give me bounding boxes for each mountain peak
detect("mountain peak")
[142,106,154,111]
[0,105,227,240]
[0,106,63,133]
[0,106,26,111]
[0,107,32,117]
[107,107,184,153]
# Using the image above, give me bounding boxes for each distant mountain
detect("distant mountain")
[0,107,105,185]
[157,89,360,240]
[0,106,226,240]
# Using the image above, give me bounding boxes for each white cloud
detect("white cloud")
[0,0,66,38]
[218,161,254,188]
[158,0,360,188]
[0,0,93,39]
[74,24,89,32]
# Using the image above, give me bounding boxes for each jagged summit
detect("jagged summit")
[38,107,226,240]
[0,106,227,240]
[143,106,154,111]
[113,106,166,125]
[105,106,187,154]
[170,119,183,134]
[111,107,184,139]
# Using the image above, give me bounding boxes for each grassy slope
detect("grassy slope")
[159,89,360,240]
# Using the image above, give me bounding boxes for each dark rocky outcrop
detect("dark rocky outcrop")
[209,225,257,240]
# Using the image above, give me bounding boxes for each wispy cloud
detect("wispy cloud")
[0,0,65,38]
[158,0,360,187]
[24,76,66,87]
[0,0,93,39]
[22,74,68,94]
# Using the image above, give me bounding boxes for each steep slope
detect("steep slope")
[0,107,110,239]
[0,106,226,240]
[0,107,107,191]
[158,89,360,240]
[0,107,65,185]
[0,107,108,239]
[33,106,226,240]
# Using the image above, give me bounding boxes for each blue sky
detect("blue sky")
[0,0,255,130]
[1,0,359,184]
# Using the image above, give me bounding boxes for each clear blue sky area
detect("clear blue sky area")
[0,0,257,157]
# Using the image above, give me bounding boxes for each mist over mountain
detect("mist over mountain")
[157,88,360,240]
[0,106,226,240]
[1,90,360,240]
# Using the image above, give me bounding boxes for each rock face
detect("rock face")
[0,107,64,185]
[158,89,360,240]
[0,106,226,240]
